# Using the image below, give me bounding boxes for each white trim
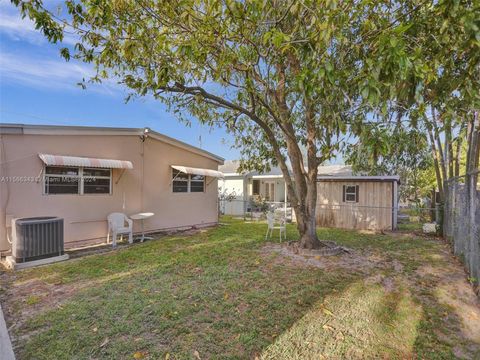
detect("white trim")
[44,166,112,195]
[251,175,284,179]
[393,181,398,230]
[344,185,358,203]
[172,168,205,193]
[223,172,245,177]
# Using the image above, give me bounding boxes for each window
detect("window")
[172,169,205,193]
[252,180,260,195]
[190,174,205,192]
[343,185,359,203]
[44,166,79,194]
[44,166,111,195]
[83,168,111,194]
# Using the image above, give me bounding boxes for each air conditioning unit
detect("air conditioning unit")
[11,216,65,263]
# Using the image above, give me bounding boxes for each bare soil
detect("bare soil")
[262,239,480,358]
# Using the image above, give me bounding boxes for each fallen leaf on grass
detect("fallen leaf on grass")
[322,308,334,316]
[323,324,334,331]
[165,353,170,360]
[100,337,109,348]
[133,351,145,359]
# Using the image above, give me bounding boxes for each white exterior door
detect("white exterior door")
[264,181,275,201]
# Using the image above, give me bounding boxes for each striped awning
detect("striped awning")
[39,154,133,169]
[172,165,224,178]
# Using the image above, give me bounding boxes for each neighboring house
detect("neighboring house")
[219,160,399,230]
[0,124,224,253]
[218,160,290,216]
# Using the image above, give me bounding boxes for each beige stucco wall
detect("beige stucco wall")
[0,133,220,252]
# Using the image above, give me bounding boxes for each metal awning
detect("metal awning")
[171,165,224,178]
[39,154,133,169]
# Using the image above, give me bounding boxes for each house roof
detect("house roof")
[219,160,285,177]
[316,164,353,176]
[219,160,399,182]
[0,123,224,164]
[219,160,354,177]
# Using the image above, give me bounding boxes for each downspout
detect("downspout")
[0,135,11,257]
[243,174,248,220]
[141,133,146,212]
[140,128,150,212]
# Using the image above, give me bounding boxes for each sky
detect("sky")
[0,0,240,160]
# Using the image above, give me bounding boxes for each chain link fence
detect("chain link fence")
[220,199,439,232]
[397,205,438,232]
[444,169,480,284]
[219,199,294,221]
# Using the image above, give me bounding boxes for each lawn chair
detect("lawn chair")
[265,212,286,242]
[107,213,133,247]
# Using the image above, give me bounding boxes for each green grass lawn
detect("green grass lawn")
[1,217,479,359]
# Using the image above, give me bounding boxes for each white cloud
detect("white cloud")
[0,51,120,95]
[0,6,42,44]
[0,0,78,45]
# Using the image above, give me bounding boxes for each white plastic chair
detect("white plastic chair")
[107,213,133,247]
[265,212,286,242]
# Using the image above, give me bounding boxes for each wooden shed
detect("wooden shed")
[316,176,400,231]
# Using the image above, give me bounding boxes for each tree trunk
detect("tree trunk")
[432,109,447,184]
[466,111,480,181]
[426,123,444,201]
[454,125,464,177]
[445,119,454,179]
[297,176,322,249]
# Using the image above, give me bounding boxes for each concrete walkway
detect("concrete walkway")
[0,304,15,360]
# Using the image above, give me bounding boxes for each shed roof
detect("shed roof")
[219,160,354,177]
[317,175,400,182]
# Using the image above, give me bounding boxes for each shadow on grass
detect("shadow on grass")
[260,279,422,359]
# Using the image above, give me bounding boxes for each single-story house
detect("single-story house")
[218,161,399,230]
[0,123,224,254]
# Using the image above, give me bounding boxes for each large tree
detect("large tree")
[344,0,480,204]
[345,124,434,202]
[13,0,475,248]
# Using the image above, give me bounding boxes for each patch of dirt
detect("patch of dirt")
[424,272,480,343]
[261,243,387,273]
[262,239,480,358]
[0,267,137,346]
[364,274,397,292]
[414,245,480,352]
[0,273,90,337]
[286,240,349,256]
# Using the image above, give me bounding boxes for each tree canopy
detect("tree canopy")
[12,0,480,247]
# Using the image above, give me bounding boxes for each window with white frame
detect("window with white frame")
[343,185,359,203]
[44,166,111,195]
[172,169,205,193]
